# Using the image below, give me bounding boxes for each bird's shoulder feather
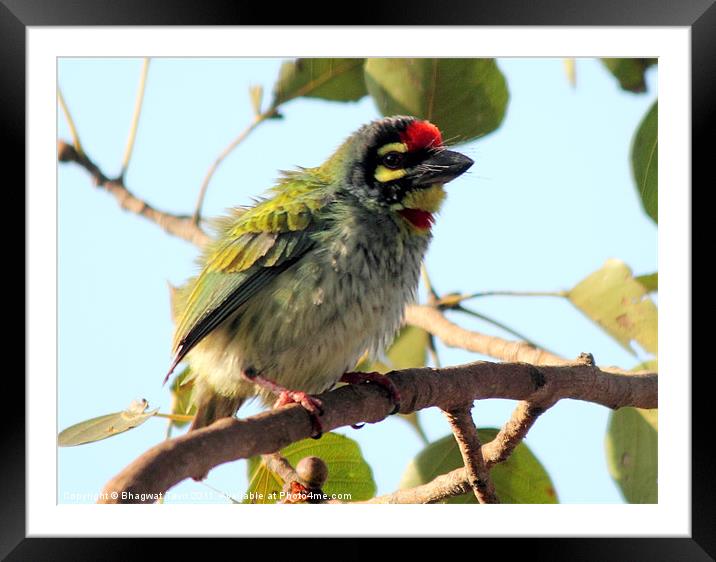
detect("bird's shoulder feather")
[206,174,327,273]
[170,173,331,364]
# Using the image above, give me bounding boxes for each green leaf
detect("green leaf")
[635,272,658,293]
[399,430,558,503]
[370,325,429,373]
[245,433,376,503]
[357,326,430,444]
[605,360,657,503]
[631,101,658,223]
[271,58,367,107]
[568,259,658,355]
[58,399,158,447]
[246,455,284,504]
[601,58,657,93]
[364,58,509,144]
[170,367,196,428]
[605,406,658,503]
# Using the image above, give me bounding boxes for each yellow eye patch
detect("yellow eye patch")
[374,142,409,182]
[374,165,407,183]
[377,142,408,156]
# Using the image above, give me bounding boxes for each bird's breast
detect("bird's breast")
[316,214,429,350]
[194,210,431,399]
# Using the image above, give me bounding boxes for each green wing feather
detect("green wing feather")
[167,175,329,378]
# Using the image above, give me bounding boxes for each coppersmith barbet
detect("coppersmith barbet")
[166,116,473,435]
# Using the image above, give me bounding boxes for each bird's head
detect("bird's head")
[323,116,474,231]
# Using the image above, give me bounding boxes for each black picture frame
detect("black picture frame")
[7,0,707,559]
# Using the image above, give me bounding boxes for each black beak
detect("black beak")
[412,149,474,187]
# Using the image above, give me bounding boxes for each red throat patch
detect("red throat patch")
[399,121,443,151]
[399,208,435,230]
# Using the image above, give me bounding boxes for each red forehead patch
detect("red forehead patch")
[399,121,443,151]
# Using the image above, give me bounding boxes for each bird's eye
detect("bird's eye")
[381,152,404,169]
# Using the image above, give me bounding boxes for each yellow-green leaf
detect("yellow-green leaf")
[605,406,658,503]
[399,430,558,504]
[631,101,658,223]
[372,325,429,373]
[271,58,367,107]
[601,58,657,93]
[605,359,657,503]
[365,58,509,144]
[58,399,158,447]
[568,259,658,355]
[170,367,196,428]
[245,456,284,504]
[245,433,376,503]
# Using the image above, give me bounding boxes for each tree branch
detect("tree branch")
[365,384,558,504]
[98,360,656,503]
[443,404,499,503]
[261,453,299,484]
[363,464,475,504]
[192,109,276,224]
[58,141,210,247]
[405,304,570,366]
[482,395,555,465]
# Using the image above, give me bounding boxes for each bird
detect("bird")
[166,115,473,436]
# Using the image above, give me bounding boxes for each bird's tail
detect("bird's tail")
[190,389,244,431]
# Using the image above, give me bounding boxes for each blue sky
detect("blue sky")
[58,57,657,504]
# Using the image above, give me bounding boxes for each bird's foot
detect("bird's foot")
[281,481,327,504]
[242,369,325,439]
[281,481,310,504]
[243,368,323,439]
[341,371,401,415]
[273,390,325,439]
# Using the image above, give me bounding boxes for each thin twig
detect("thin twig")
[120,57,151,181]
[443,405,499,503]
[421,263,440,304]
[437,289,568,308]
[405,304,570,366]
[57,87,84,155]
[427,334,441,368]
[58,141,210,247]
[454,304,556,356]
[192,109,275,225]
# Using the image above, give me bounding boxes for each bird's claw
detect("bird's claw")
[274,390,324,439]
[340,371,401,415]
